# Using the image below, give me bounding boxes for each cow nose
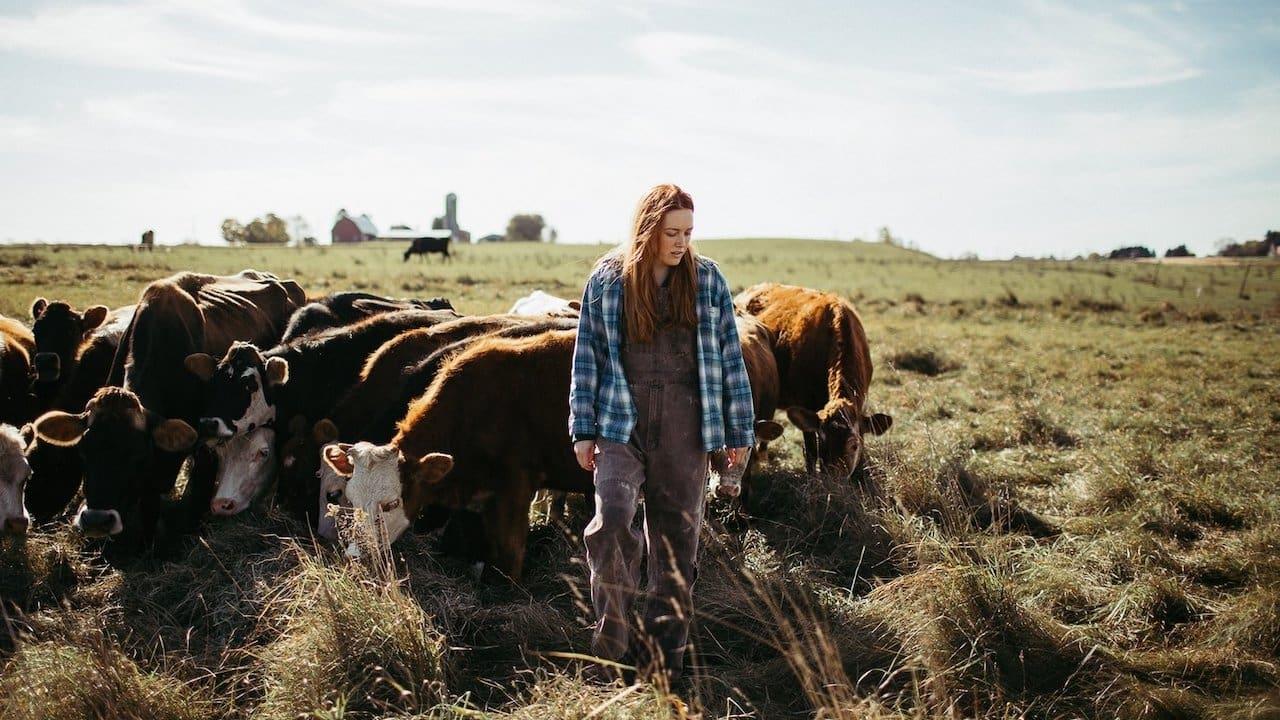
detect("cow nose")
[210,497,239,516]
[34,352,61,382]
[3,516,29,535]
[198,418,229,438]
[76,509,119,537]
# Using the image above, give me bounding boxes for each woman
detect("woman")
[569,183,755,682]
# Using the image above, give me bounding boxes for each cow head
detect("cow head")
[321,441,453,557]
[185,342,288,441]
[0,424,33,535]
[30,299,109,385]
[274,416,338,523]
[31,387,197,537]
[209,426,275,516]
[710,420,783,498]
[786,402,893,479]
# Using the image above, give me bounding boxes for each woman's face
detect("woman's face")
[657,209,693,267]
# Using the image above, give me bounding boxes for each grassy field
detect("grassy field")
[0,239,1278,718]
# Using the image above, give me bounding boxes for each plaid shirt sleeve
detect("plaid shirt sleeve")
[714,269,756,449]
[568,275,601,442]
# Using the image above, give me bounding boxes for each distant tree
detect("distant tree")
[431,217,445,230]
[1164,245,1194,257]
[877,226,899,246]
[506,213,546,242]
[1108,246,1155,259]
[1219,240,1269,257]
[221,219,247,245]
[548,227,558,244]
[223,213,291,245]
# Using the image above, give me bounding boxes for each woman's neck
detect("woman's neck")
[651,264,671,287]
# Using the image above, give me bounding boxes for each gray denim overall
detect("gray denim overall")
[584,284,708,679]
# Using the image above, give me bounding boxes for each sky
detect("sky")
[0,0,1277,258]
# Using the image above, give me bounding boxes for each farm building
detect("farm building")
[331,209,378,244]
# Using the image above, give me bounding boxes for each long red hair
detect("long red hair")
[622,184,698,343]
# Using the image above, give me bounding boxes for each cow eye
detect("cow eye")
[378,498,402,513]
[257,447,270,459]
[326,490,343,503]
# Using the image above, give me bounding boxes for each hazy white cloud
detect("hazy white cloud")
[959,0,1201,93]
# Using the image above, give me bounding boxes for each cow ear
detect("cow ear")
[861,413,893,436]
[312,418,339,444]
[323,444,355,477]
[786,407,820,433]
[755,420,784,442]
[264,357,289,386]
[568,300,582,311]
[31,297,47,320]
[184,353,216,381]
[81,305,109,332]
[408,452,454,488]
[153,419,198,453]
[33,411,88,447]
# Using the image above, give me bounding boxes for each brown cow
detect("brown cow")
[31,270,306,544]
[0,315,36,427]
[736,283,892,478]
[0,423,32,534]
[710,312,784,504]
[323,329,592,579]
[306,315,577,539]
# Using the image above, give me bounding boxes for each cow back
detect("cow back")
[0,316,36,426]
[737,282,873,414]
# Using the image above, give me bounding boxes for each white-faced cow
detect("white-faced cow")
[736,283,892,479]
[323,329,592,579]
[0,423,32,535]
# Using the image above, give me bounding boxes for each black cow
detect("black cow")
[403,236,451,262]
[182,308,459,518]
[281,291,454,342]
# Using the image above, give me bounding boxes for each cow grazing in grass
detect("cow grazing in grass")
[281,291,454,342]
[30,270,306,544]
[323,329,592,579]
[208,426,275,516]
[0,315,36,428]
[296,315,576,532]
[736,283,892,478]
[403,236,451,262]
[710,312,784,505]
[182,308,458,518]
[0,424,32,535]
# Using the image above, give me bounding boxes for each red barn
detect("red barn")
[331,209,378,244]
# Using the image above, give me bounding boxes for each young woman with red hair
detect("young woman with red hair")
[569,183,755,683]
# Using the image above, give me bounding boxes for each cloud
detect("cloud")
[957,0,1201,92]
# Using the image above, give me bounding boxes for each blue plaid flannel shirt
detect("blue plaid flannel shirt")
[569,254,755,452]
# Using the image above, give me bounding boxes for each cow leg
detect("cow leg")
[802,431,818,475]
[482,477,533,582]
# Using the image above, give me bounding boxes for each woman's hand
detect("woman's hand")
[725,446,750,468]
[574,440,597,471]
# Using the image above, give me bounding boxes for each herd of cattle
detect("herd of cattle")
[0,269,891,578]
